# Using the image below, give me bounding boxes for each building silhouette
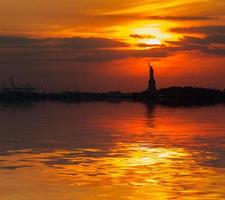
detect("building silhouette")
[1,77,36,93]
[147,63,157,97]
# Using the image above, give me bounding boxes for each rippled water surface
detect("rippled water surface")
[0,102,224,200]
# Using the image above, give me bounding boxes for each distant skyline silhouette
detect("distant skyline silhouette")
[0,62,224,106]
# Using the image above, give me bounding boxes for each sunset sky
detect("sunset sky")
[0,0,225,91]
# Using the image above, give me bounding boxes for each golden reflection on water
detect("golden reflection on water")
[1,144,225,200]
[0,103,224,200]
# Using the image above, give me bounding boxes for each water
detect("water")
[0,102,224,200]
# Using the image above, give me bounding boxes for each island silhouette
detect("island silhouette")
[0,63,224,106]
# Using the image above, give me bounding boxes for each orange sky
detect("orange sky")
[0,0,224,91]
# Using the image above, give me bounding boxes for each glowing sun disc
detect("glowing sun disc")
[143,39,161,45]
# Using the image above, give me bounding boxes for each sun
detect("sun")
[140,38,161,45]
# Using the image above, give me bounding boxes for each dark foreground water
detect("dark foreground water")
[0,102,224,200]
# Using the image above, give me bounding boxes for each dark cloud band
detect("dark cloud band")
[171,25,225,34]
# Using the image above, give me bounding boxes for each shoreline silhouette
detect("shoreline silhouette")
[0,64,224,106]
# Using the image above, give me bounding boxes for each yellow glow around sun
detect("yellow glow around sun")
[126,22,181,47]
[132,26,171,43]
[106,22,181,49]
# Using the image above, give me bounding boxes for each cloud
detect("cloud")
[146,16,216,21]
[0,36,169,65]
[171,25,225,34]
[0,36,41,47]
[168,34,225,46]
[138,43,162,48]
[205,34,225,44]
[165,34,225,56]
[99,14,216,22]
[130,34,154,39]
[53,37,129,49]
[203,48,225,56]
[0,36,128,49]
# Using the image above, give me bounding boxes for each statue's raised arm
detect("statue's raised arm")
[147,62,157,98]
